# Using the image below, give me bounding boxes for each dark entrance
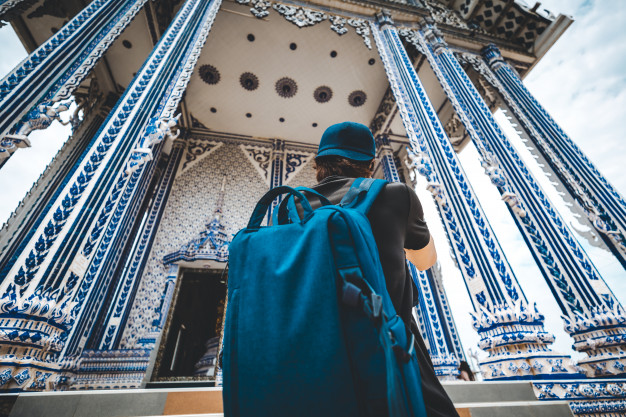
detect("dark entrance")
[152,268,226,383]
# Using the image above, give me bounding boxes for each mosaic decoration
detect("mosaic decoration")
[239,72,259,91]
[238,1,372,49]
[274,77,297,98]
[198,64,221,85]
[348,90,367,107]
[272,3,325,28]
[70,0,223,358]
[235,0,270,19]
[164,176,231,264]
[182,139,222,172]
[533,380,626,416]
[0,0,148,158]
[313,86,332,103]
[239,142,314,186]
[96,143,185,352]
[71,349,151,390]
[240,144,272,182]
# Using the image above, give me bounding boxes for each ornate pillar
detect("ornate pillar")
[377,134,462,380]
[0,0,148,164]
[90,140,185,351]
[429,262,467,364]
[478,44,626,268]
[371,12,575,380]
[0,91,116,279]
[402,19,626,377]
[0,0,222,390]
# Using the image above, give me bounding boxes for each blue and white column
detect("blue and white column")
[0,0,148,164]
[479,44,626,269]
[403,20,626,377]
[92,139,185,351]
[372,11,575,380]
[377,134,462,380]
[0,0,222,390]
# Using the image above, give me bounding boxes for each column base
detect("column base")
[473,302,579,380]
[576,354,626,378]
[479,353,582,380]
[431,354,461,381]
[0,360,63,391]
[565,307,626,377]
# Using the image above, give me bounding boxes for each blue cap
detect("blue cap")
[316,122,376,161]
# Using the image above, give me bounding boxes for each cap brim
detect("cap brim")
[315,148,374,161]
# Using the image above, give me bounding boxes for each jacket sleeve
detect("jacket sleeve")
[404,184,431,250]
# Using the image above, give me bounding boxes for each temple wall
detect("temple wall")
[285,153,317,188]
[120,136,316,349]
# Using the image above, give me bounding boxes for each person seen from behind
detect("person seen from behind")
[458,361,475,381]
[300,121,460,417]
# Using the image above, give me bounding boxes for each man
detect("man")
[304,121,459,417]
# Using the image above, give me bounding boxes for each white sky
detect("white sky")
[0,0,624,366]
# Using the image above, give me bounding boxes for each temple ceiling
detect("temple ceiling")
[184,1,388,144]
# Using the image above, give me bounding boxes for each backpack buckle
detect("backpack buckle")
[370,294,382,319]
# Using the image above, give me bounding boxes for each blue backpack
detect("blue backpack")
[222,178,428,417]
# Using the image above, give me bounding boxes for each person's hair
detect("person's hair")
[458,361,475,381]
[314,155,375,182]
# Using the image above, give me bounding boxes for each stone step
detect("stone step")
[3,383,575,417]
[129,400,574,417]
[442,380,538,403]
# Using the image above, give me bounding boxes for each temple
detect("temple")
[0,0,625,416]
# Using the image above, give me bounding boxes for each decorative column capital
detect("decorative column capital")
[375,133,391,149]
[481,43,507,70]
[375,9,394,28]
[172,137,187,149]
[418,16,435,27]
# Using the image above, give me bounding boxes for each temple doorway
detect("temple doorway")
[152,268,226,384]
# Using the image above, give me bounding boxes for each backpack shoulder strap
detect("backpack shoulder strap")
[339,178,388,215]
